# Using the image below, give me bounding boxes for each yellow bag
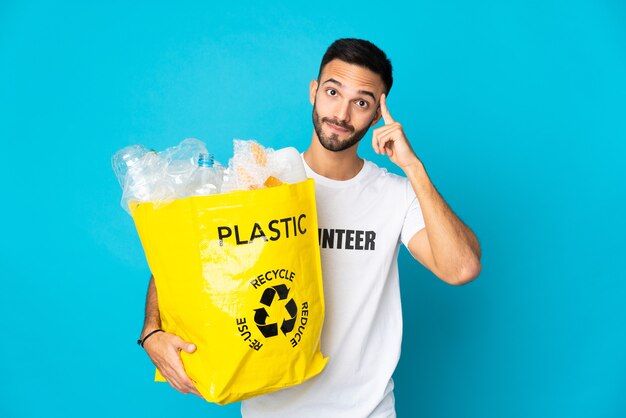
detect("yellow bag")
[130,179,327,404]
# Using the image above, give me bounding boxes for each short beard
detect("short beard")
[312,103,374,152]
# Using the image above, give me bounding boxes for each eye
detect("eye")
[326,88,337,97]
[356,100,369,108]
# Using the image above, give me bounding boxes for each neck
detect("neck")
[303,131,364,181]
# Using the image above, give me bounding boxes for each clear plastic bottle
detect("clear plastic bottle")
[162,138,209,199]
[112,144,149,187]
[126,150,163,203]
[112,145,165,212]
[187,153,223,196]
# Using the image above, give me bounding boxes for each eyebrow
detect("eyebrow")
[322,78,377,102]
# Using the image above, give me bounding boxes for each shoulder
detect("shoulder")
[363,159,410,188]
[363,159,417,209]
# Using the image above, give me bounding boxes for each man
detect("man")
[139,38,481,417]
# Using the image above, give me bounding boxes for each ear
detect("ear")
[309,79,318,106]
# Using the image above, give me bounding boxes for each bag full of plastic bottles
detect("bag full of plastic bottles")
[112,138,327,404]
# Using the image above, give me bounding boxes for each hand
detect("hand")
[372,93,421,170]
[142,330,202,397]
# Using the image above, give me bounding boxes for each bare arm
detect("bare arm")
[372,93,481,285]
[140,275,161,337]
[140,275,202,397]
[404,162,482,285]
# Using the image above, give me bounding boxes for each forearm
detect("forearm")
[403,161,481,280]
[141,275,162,337]
[137,275,200,396]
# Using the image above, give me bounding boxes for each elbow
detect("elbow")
[458,260,482,285]
[446,260,482,286]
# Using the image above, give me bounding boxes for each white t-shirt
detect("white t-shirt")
[241,156,425,418]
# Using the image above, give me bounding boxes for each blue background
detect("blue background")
[1,1,625,417]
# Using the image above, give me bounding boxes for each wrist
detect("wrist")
[141,320,161,338]
[137,328,163,347]
[401,158,424,176]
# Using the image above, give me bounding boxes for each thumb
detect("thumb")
[174,336,197,353]
[184,343,197,353]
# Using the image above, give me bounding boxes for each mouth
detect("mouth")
[325,121,352,134]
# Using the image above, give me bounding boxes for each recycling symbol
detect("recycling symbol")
[254,284,298,338]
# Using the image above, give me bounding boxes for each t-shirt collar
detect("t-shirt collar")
[300,153,372,188]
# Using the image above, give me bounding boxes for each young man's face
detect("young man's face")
[310,59,385,152]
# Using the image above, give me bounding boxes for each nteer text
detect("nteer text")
[318,228,376,251]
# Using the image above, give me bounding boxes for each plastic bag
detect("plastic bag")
[130,179,328,404]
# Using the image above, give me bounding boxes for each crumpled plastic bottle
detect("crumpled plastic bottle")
[112,138,213,213]
[187,153,224,196]
[112,138,308,214]
[112,144,149,188]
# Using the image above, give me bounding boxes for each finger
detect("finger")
[380,93,395,125]
[166,379,182,393]
[178,375,200,397]
[175,381,196,396]
[167,349,198,394]
[374,124,398,140]
[373,131,388,155]
[184,381,202,397]
[182,343,196,354]
[166,369,194,395]
[372,128,384,154]
[173,336,196,353]
[372,131,380,154]
[383,141,394,158]
[154,351,188,383]
[372,125,396,154]
[188,386,203,397]
[375,132,387,155]
[164,373,188,394]
[374,129,396,156]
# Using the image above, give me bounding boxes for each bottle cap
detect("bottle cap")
[198,153,214,167]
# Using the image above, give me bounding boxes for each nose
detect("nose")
[333,99,351,123]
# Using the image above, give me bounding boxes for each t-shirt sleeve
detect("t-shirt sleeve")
[400,178,426,248]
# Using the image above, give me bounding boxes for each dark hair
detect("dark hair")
[318,38,393,94]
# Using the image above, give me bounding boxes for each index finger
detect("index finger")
[172,361,200,395]
[380,93,395,124]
